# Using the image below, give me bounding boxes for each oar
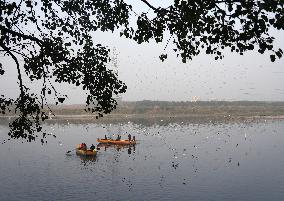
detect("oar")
[66,148,76,154]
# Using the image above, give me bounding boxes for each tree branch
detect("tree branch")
[140,0,159,12]
[0,25,43,45]
[11,0,24,27]
[0,42,25,113]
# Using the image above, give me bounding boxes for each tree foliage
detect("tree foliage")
[0,0,283,142]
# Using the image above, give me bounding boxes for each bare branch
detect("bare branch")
[140,0,159,12]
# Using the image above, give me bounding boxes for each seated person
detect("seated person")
[81,143,87,150]
[90,144,96,151]
[116,135,121,141]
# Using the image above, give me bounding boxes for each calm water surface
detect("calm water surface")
[0,119,284,201]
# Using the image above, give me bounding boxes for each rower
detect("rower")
[90,144,96,151]
[116,135,121,141]
[80,143,87,151]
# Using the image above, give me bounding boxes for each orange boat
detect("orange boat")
[76,148,97,156]
[75,144,97,157]
[97,138,137,145]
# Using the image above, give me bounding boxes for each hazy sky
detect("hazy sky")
[1,1,284,103]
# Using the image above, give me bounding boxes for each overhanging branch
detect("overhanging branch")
[0,43,25,113]
[0,25,43,45]
[140,0,159,12]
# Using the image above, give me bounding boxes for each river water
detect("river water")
[0,119,284,201]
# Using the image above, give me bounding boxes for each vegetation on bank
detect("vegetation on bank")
[6,101,282,118]
[1,101,284,126]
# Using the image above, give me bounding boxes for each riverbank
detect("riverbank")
[1,101,284,124]
[1,113,284,127]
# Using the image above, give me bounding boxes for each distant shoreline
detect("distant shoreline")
[1,101,284,124]
[1,113,284,123]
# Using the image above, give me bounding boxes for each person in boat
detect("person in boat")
[80,143,87,151]
[104,134,107,140]
[90,144,96,151]
[116,135,121,141]
[133,136,136,141]
[128,134,131,141]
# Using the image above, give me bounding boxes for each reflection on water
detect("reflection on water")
[78,156,97,170]
[0,119,284,201]
[97,143,136,154]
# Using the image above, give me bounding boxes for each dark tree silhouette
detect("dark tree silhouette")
[0,0,283,142]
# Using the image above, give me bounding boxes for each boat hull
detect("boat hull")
[76,148,97,156]
[97,139,137,145]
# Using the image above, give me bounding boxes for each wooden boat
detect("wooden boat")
[76,148,97,156]
[97,142,135,149]
[97,138,137,145]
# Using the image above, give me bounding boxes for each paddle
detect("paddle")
[66,148,76,154]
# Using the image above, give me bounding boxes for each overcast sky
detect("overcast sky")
[1,1,284,103]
